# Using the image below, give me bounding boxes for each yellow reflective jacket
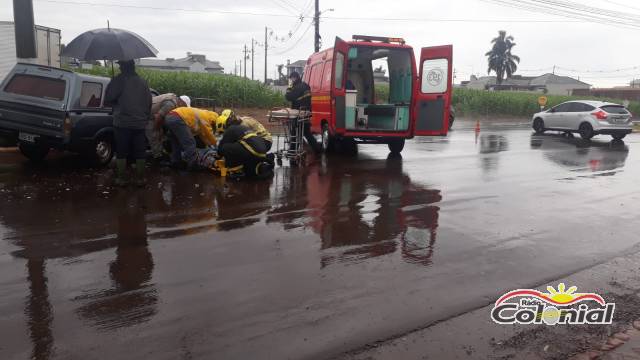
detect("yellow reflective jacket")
[171,107,219,146]
[239,116,272,144]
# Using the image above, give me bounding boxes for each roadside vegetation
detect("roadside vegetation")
[73,66,286,109]
[453,88,640,118]
[373,84,640,118]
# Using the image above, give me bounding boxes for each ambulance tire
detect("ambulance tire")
[339,138,358,155]
[388,139,405,154]
[321,123,335,153]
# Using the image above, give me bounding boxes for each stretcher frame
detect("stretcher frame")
[268,108,310,166]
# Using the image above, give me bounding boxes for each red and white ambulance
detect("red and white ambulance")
[302,35,453,154]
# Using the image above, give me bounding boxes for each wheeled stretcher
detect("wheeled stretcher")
[268,108,310,166]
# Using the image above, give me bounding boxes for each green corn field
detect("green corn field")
[452,88,640,118]
[74,66,286,109]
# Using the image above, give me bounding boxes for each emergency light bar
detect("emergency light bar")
[352,35,406,45]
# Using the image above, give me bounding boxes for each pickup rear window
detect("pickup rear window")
[4,74,66,101]
[601,105,629,114]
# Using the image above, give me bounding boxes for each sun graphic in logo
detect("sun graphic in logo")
[544,283,580,304]
[495,283,607,306]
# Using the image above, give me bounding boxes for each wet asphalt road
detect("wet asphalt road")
[1,122,640,360]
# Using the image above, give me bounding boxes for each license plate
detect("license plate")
[19,132,38,143]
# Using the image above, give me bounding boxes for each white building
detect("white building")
[136,53,224,74]
[0,21,61,80]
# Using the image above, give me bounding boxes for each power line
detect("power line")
[35,0,301,17]
[480,0,640,29]
[322,15,582,23]
[269,0,299,14]
[33,0,589,23]
[272,21,314,55]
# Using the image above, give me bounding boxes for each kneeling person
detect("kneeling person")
[218,122,274,179]
[216,109,272,151]
[163,107,218,169]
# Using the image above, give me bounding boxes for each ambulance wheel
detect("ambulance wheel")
[340,138,358,155]
[388,139,405,154]
[321,123,334,153]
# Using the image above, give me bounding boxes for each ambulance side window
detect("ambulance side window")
[321,61,332,91]
[334,52,345,89]
[310,64,323,92]
[421,58,449,94]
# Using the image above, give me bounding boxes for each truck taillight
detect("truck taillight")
[63,115,72,137]
[592,110,608,121]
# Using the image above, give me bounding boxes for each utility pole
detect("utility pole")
[243,45,248,78]
[314,0,320,52]
[264,27,268,84]
[251,38,255,81]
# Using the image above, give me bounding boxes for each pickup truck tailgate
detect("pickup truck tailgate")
[0,65,73,141]
[0,100,66,138]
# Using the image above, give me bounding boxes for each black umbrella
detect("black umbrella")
[62,28,158,61]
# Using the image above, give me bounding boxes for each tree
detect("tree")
[485,30,520,85]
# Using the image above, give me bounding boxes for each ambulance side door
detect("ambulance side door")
[413,45,453,136]
[332,37,349,133]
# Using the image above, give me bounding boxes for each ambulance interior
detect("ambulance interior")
[345,47,413,131]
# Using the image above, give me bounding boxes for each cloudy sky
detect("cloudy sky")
[2,0,639,87]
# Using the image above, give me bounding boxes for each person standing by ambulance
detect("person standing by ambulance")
[285,71,319,152]
[104,60,152,187]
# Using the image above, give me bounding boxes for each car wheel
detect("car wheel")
[19,142,49,162]
[579,123,594,140]
[321,123,334,153]
[612,133,627,141]
[388,138,405,154]
[89,135,114,167]
[533,118,545,134]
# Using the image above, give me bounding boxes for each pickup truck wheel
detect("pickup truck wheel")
[388,139,405,154]
[90,136,114,166]
[19,142,49,162]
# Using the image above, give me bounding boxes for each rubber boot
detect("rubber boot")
[115,159,129,187]
[134,159,147,188]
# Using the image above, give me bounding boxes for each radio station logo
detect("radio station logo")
[491,283,615,325]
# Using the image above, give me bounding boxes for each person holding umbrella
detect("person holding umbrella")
[105,59,152,187]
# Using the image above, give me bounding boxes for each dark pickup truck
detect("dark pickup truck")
[0,63,118,166]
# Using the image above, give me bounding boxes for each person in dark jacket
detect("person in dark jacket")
[284,71,319,152]
[105,60,152,187]
[218,123,274,179]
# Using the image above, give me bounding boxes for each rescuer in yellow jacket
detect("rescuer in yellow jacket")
[215,109,272,151]
[164,107,218,170]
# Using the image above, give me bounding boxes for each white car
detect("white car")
[532,100,633,140]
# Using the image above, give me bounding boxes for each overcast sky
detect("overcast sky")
[2,0,639,87]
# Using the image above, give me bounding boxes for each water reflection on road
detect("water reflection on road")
[0,150,443,359]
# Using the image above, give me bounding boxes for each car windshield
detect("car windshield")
[600,105,629,114]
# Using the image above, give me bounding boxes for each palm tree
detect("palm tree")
[485,31,520,85]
